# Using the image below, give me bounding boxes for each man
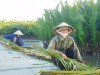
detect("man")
[47,22,83,70]
[4,30,24,46]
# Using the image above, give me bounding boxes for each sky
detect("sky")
[0,0,75,21]
[0,0,96,21]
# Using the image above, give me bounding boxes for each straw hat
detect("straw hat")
[53,22,76,34]
[13,30,23,35]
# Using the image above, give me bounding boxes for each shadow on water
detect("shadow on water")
[83,56,100,67]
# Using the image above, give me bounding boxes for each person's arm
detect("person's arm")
[72,38,83,62]
[16,37,24,46]
[4,34,11,39]
[47,38,56,50]
[4,34,15,42]
[47,39,60,53]
[47,37,68,60]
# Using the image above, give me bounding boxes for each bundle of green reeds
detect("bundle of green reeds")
[32,44,98,71]
[38,69,100,75]
[0,36,50,60]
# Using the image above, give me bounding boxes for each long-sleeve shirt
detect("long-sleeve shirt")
[47,35,82,62]
[4,34,24,46]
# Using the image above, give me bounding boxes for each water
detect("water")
[0,41,59,75]
[23,40,43,47]
[83,56,100,67]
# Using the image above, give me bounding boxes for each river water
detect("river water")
[0,40,59,75]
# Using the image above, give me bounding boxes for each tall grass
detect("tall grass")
[35,0,100,55]
[0,0,100,55]
[0,20,36,38]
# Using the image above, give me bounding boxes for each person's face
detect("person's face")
[16,35,20,37]
[57,28,71,39]
[60,29,69,33]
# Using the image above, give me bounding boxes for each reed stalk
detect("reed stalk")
[32,44,98,71]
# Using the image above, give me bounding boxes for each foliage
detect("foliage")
[35,0,100,51]
[32,44,97,71]
[0,0,100,54]
[0,20,36,38]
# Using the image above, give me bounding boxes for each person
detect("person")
[47,22,83,70]
[3,30,24,47]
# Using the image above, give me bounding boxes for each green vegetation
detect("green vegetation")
[32,44,97,71]
[0,20,36,38]
[35,0,100,55]
[39,70,100,75]
[0,0,100,74]
[0,36,50,60]
[0,36,98,71]
[0,0,100,55]
[35,0,100,46]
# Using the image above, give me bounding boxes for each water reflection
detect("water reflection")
[23,40,43,48]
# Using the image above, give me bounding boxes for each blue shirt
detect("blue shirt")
[4,34,24,46]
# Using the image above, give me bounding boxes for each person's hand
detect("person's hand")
[62,53,68,60]
[53,50,60,54]
[80,60,85,64]
[13,37,17,43]
[53,50,68,60]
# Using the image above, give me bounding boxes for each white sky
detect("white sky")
[0,0,96,21]
[0,0,73,21]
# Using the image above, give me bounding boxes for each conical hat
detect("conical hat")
[13,30,23,35]
[53,22,76,34]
